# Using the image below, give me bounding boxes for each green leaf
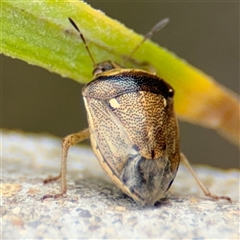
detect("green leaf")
[2,0,239,146]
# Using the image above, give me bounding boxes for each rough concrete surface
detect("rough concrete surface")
[2,130,240,239]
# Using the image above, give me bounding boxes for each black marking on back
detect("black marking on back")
[85,70,174,100]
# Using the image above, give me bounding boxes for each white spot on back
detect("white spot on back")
[109,98,120,109]
[163,98,167,107]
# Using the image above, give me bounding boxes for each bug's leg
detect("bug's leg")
[42,128,90,200]
[180,153,232,202]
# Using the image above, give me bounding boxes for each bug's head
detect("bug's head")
[92,61,121,76]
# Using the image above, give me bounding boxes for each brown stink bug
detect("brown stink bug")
[42,18,231,206]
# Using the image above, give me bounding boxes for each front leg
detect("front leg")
[42,128,90,200]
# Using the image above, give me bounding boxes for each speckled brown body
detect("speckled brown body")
[83,65,180,206]
[42,18,231,205]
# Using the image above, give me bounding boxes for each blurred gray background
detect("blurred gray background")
[2,1,239,168]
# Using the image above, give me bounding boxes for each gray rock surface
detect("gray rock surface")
[2,130,240,239]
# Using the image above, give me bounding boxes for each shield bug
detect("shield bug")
[42,18,231,206]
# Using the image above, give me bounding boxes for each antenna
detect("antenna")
[68,17,96,66]
[124,18,169,63]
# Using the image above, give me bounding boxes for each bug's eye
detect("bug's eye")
[93,67,103,76]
